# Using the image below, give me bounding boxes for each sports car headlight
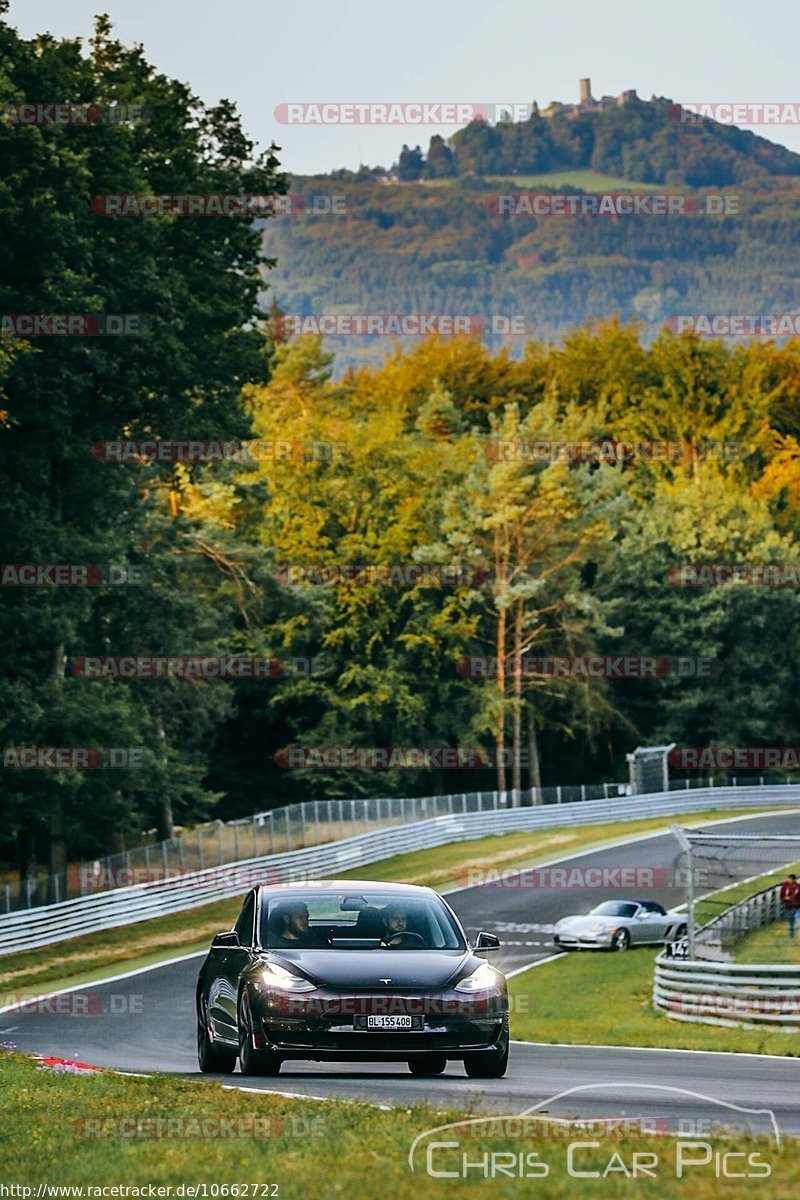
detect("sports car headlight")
[259,962,316,993]
[454,962,499,992]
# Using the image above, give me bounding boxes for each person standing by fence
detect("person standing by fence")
[779,873,800,938]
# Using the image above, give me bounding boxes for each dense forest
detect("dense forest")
[261,170,800,374]
[3,14,800,880]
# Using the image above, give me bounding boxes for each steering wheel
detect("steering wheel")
[384,931,425,947]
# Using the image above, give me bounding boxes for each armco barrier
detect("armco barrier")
[6,782,625,913]
[696,883,783,962]
[653,955,800,1031]
[2,784,800,956]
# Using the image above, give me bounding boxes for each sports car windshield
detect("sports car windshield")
[260,891,466,950]
[591,901,639,918]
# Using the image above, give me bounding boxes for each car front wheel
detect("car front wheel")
[197,997,237,1074]
[611,928,631,952]
[408,1055,447,1076]
[238,990,282,1076]
[464,1032,509,1079]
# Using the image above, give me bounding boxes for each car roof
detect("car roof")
[254,879,437,896]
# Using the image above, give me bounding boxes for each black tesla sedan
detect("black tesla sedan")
[196,880,509,1078]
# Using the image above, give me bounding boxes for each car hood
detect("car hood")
[262,948,474,990]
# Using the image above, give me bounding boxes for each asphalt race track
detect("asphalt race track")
[4,810,800,1138]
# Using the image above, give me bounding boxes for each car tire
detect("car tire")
[675,924,687,939]
[238,990,282,1076]
[408,1055,447,1076]
[464,1032,509,1079]
[611,928,631,952]
[197,998,237,1074]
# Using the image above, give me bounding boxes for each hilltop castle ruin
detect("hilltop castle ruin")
[538,78,638,119]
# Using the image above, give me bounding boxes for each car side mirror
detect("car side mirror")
[212,930,241,949]
[475,931,501,951]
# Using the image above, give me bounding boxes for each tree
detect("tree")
[0,12,286,877]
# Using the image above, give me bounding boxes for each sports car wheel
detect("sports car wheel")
[464,1032,509,1079]
[197,997,237,1074]
[612,928,631,952]
[238,990,282,1076]
[408,1055,447,1076]
[675,924,687,939]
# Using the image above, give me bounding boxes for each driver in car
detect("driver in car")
[379,905,411,947]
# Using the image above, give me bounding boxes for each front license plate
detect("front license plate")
[354,1015,424,1030]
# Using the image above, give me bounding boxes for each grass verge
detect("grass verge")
[508,949,800,1056]
[0,806,774,998]
[0,1051,794,1196]
[737,922,800,964]
[508,858,800,1056]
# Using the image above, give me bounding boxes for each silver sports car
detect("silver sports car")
[552,899,686,952]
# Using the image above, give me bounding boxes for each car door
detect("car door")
[214,891,257,1038]
[631,904,662,943]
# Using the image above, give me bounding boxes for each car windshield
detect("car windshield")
[260,891,466,950]
[591,901,639,918]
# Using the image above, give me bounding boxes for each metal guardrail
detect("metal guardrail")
[2,784,800,957]
[4,782,628,913]
[653,955,800,1031]
[8,772,796,914]
[695,883,784,962]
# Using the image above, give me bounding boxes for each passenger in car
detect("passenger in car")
[269,901,329,948]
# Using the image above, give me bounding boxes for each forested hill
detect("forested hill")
[261,171,800,374]
[388,96,800,186]
[261,97,800,373]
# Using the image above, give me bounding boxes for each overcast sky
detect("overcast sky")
[13,0,800,176]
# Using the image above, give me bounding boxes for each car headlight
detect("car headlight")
[454,961,499,993]
[259,962,316,993]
